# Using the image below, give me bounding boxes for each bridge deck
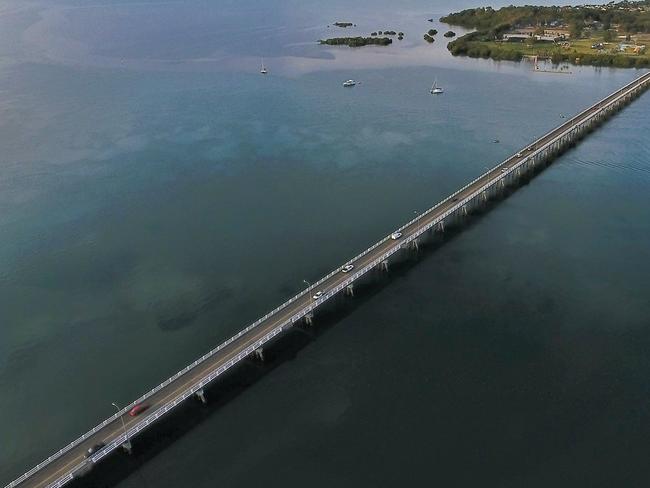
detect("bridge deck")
[8,70,650,488]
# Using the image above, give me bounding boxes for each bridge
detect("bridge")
[6,70,650,488]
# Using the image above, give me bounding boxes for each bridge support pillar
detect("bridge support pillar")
[437,221,445,233]
[196,388,207,404]
[121,440,132,455]
[346,284,354,297]
[481,191,488,203]
[253,348,265,362]
[462,205,468,216]
[304,313,314,326]
[411,238,419,251]
[380,260,389,272]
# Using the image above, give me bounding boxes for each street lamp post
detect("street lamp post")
[112,402,127,440]
[112,402,131,451]
[304,280,312,302]
[112,402,132,454]
[413,210,422,251]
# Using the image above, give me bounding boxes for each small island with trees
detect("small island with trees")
[320,27,404,47]
[424,29,438,43]
[440,1,650,68]
[320,36,392,47]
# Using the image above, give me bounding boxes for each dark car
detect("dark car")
[85,442,106,459]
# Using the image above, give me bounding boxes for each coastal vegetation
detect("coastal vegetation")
[428,29,438,36]
[444,30,457,38]
[442,1,650,68]
[334,22,354,27]
[319,36,393,47]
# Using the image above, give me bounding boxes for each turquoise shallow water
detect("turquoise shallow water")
[1,1,649,486]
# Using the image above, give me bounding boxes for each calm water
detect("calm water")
[1,0,649,486]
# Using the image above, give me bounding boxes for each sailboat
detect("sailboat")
[260,58,268,74]
[430,79,443,94]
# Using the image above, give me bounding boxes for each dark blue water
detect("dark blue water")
[1,1,649,486]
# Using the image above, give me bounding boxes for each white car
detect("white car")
[516,152,522,157]
[342,264,354,273]
[390,232,403,240]
[312,291,323,300]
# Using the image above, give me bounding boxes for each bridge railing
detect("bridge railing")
[7,70,649,488]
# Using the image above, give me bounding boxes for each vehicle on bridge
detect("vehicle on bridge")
[342,264,354,273]
[129,403,149,416]
[312,291,324,300]
[84,443,105,459]
[390,232,402,240]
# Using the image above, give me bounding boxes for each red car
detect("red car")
[129,403,149,417]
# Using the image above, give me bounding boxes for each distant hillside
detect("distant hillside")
[441,2,650,33]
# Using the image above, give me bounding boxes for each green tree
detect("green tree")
[603,29,614,42]
[569,22,583,39]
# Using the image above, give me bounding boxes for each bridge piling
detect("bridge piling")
[195,388,207,404]
[121,440,132,455]
[346,284,354,297]
[253,348,265,362]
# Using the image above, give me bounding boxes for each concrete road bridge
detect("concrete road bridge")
[6,70,650,488]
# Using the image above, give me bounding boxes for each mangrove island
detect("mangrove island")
[319,36,393,47]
